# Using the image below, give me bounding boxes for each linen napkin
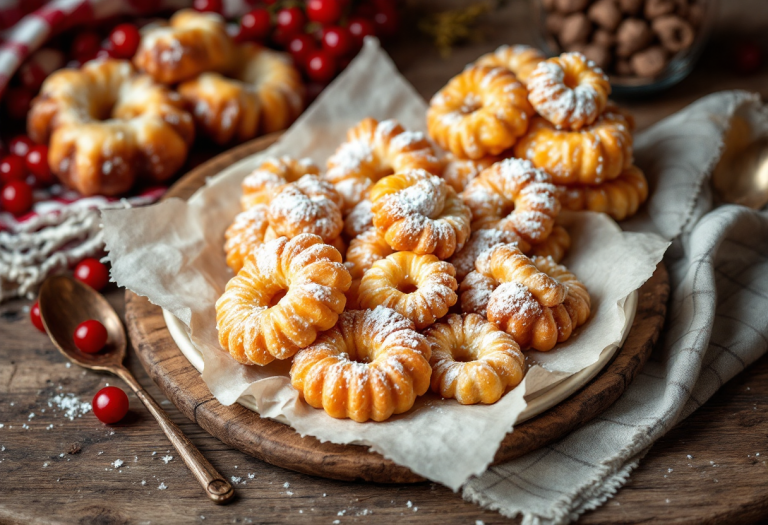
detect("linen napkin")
[462,90,768,524]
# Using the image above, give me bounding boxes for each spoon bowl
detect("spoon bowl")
[37,274,234,504]
[39,275,126,372]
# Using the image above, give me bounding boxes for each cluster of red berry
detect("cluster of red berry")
[226,0,400,87]
[30,257,129,424]
[0,135,52,216]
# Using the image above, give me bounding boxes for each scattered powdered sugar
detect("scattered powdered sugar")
[460,272,497,315]
[161,455,173,464]
[344,199,374,237]
[390,130,426,151]
[327,140,374,179]
[47,393,92,421]
[158,482,168,490]
[112,459,124,468]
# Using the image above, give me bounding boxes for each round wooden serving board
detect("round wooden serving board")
[125,134,670,484]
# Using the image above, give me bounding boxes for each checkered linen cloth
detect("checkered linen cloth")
[463,90,768,524]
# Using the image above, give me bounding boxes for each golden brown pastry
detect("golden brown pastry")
[425,313,525,404]
[290,307,432,422]
[513,107,633,185]
[27,59,194,196]
[216,234,351,365]
[240,156,320,210]
[461,158,561,244]
[427,65,534,159]
[134,9,236,84]
[555,165,648,220]
[460,244,590,351]
[224,205,270,272]
[370,169,472,259]
[326,118,442,212]
[178,44,303,144]
[475,44,546,85]
[526,52,611,130]
[266,175,343,243]
[357,251,458,329]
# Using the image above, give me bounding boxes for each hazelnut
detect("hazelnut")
[580,43,613,69]
[631,46,668,77]
[588,0,623,31]
[645,0,676,19]
[618,0,643,15]
[559,13,592,46]
[546,12,566,35]
[541,0,557,11]
[593,28,616,47]
[616,18,652,57]
[615,59,634,76]
[652,15,695,53]
[554,0,589,14]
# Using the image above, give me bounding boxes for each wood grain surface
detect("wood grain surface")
[2,0,768,522]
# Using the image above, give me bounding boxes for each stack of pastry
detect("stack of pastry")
[27,9,304,197]
[216,45,647,423]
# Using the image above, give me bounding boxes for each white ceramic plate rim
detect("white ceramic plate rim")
[162,291,637,427]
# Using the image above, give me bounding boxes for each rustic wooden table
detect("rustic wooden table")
[2,2,768,523]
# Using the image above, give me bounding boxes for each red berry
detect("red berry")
[71,31,101,62]
[25,145,53,185]
[1,180,33,215]
[276,7,305,37]
[305,49,337,83]
[9,136,33,157]
[306,0,343,25]
[74,257,109,291]
[734,40,761,74]
[193,0,223,13]
[109,24,141,59]
[92,386,129,424]
[287,34,317,66]
[74,319,108,354]
[321,26,353,57]
[4,88,33,121]
[30,301,45,333]
[240,8,271,41]
[347,17,375,48]
[0,155,26,184]
[373,5,399,38]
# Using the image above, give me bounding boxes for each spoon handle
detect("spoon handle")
[115,367,235,504]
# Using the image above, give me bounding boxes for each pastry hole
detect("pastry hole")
[397,282,418,294]
[453,346,476,363]
[563,71,578,89]
[460,93,482,114]
[268,288,288,307]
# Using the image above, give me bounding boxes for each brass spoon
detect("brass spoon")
[38,274,235,505]
[712,115,768,210]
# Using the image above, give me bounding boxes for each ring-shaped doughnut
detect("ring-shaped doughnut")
[290,307,432,422]
[370,169,472,259]
[427,65,534,160]
[357,251,458,330]
[555,165,649,220]
[425,313,525,404]
[527,52,610,130]
[216,233,351,365]
[475,44,546,85]
[134,9,235,84]
[461,158,561,244]
[513,107,633,185]
[267,175,343,242]
[241,156,320,210]
[326,118,442,212]
[178,44,303,144]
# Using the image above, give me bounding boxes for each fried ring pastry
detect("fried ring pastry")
[555,165,649,220]
[290,307,432,422]
[240,156,320,210]
[475,44,546,85]
[425,313,525,404]
[358,251,458,329]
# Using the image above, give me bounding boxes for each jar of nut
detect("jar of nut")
[532,0,716,94]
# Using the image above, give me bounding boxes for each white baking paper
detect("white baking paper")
[102,38,669,490]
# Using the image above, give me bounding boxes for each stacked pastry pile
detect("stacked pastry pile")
[26,9,304,197]
[216,45,648,423]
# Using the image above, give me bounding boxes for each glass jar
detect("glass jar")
[530,0,717,95]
